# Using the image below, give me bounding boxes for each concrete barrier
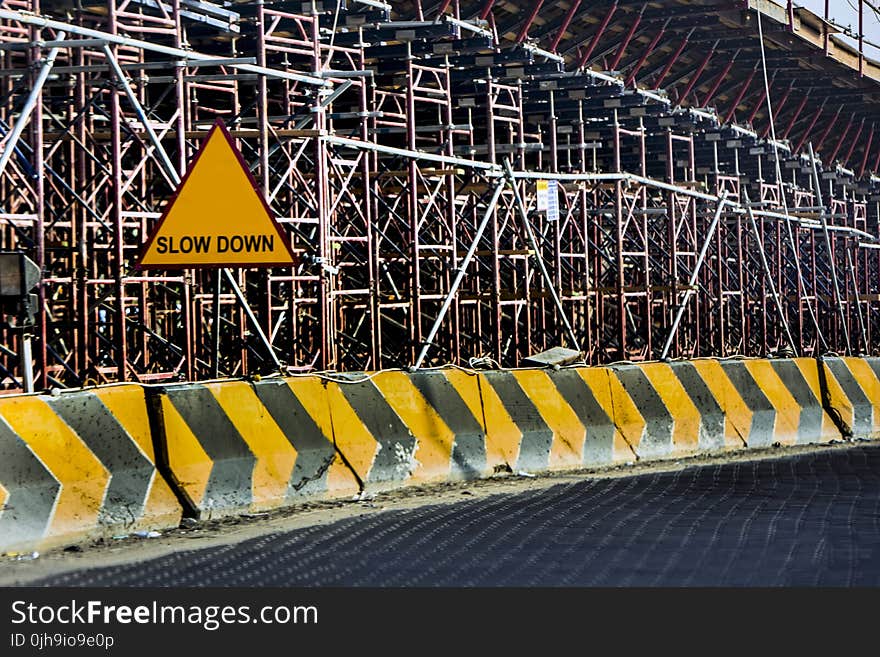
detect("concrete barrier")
[0,385,181,553]
[717,358,837,447]
[325,371,450,488]
[546,367,627,467]
[4,355,877,550]
[143,358,862,513]
[606,362,703,459]
[820,356,880,439]
[668,361,735,450]
[325,367,630,488]
[148,379,358,519]
[252,377,360,498]
[471,368,620,473]
[772,358,839,445]
[486,367,634,470]
[328,367,632,486]
[408,369,488,480]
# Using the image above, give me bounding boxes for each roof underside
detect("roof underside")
[391,0,880,168]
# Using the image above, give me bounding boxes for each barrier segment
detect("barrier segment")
[590,361,740,460]
[636,362,702,457]
[673,360,750,449]
[408,369,488,480]
[0,386,181,553]
[1,354,858,551]
[148,380,358,519]
[718,359,837,447]
[480,368,630,472]
[84,386,182,528]
[776,359,839,445]
[480,370,556,472]
[325,370,485,489]
[330,367,633,484]
[540,368,621,468]
[253,377,359,497]
[820,357,880,439]
[669,361,736,450]
[565,367,636,464]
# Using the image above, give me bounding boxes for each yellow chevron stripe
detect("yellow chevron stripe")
[0,397,108,537]
[741,361,799,445]
[843,358,880,434]
[639,363,700,451]
[326,457,360,495]
[602,369,646,455]
[94,387,153,458]
[439,369,490,477]
[443,369,485,426]
[513,370,584,469]
[822,360,853,430]
[205,381,297,510]
[793,358,839,442]
[284,378,334,440]
[137,472,183,529]
[688,360,750,448]
[371,371,455,483]
[574,368,634,461]
[477,374,522,471]
[160,395,212,508]
[97,386,181,524]
[283,378,359,495]
[321,380,379,483]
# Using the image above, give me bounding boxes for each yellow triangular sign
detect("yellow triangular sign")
[138,120,296,269]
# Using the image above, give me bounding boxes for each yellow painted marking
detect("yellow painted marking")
[842,358,880,434]
[513,370,584,469]
[96,385,154,460]
[205,381,297,510]
[576,368,633,462]
[640,363,701,452]
[139,121,294,268]
[371,371,454,483]
[139,473,183,529]
[160,396,212,508]
[0,397,108,537]
[97,386,182,524]
[0,481,8,512]
[821,360,854,431]
[604,370,646,455]
[742,361,800,445]
[322,381,379,483]
[689,361,750,448]
[443,369,486,425]
[282,378,359,495]
[285,378,335,442]
[793,358,838,442]
[326,456,361,496]
[442,369,490,477]
[477,374,522,471]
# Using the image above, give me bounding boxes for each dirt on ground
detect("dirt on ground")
[0,438,874,586]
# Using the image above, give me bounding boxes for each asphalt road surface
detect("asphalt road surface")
[21,444,880,586]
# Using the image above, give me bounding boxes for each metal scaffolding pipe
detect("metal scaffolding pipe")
[503,159,581,354]
[0,31,65,181]
[808,142,852,354]
[0,9,329,87]
[413,177,507,369]
[660,195,729,360]
[743,190,799,357]
[103,45,180,186]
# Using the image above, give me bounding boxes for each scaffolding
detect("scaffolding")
[1,0,880,391]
